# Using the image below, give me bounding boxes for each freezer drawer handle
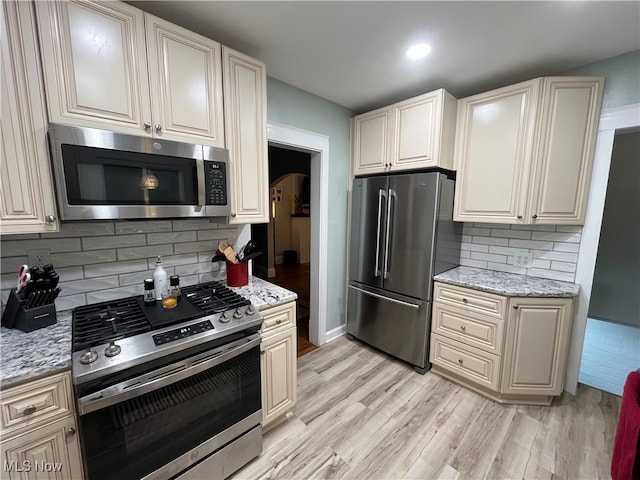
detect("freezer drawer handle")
[383,189,397,279]
[375,189,387,277]
[349,285,420,310]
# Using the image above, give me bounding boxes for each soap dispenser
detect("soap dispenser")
[152,255,168,300]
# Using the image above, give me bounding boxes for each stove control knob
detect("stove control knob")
[104,341,121,357]
[220,312,230,323]
[246,305,256,315]
[233,308,244,319]
[79,349,98,365]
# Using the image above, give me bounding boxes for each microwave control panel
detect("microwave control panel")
[204,161,228,206]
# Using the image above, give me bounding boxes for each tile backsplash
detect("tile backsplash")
[460,222,581,283]
[1,219,239,312]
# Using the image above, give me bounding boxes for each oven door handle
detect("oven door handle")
[78,333,261,416]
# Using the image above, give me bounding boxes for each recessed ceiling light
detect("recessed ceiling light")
[406,43,432,60]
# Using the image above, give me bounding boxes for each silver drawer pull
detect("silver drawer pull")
[276,319,282,324]
[23,405,37,416]
[66,427,76,437]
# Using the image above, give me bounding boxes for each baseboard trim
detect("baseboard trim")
[325,324,346,343]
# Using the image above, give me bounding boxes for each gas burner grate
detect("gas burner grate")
[182,281,250,316]
[72,297,150,352]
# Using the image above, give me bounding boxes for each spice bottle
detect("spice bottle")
[169,275,181,298]
[152,255,168,300]
[143,279,156,305]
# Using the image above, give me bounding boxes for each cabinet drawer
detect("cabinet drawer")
[430,334,500,390]
[432,302,504,355]
[434,282,506,319]
[260,301,295,335]
[0,371,73,438]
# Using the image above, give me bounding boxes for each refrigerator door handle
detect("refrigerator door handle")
[383,189,397,279]
[349,284,420,309]
[375,189,387,277]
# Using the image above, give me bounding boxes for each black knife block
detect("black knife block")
[1,289,57,332]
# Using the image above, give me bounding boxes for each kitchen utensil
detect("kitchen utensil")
[211,253,226,262]
[242,240,258,257]
[18,264,29,278]
[17,272,31,292]
[223,245,239,264]
[218,241,229,254]
[241,252,262,262]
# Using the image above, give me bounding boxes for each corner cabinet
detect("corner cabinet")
[430,282,573,405]
[35,0,224,147]
[260,301,297,430]
[352,88,457,175]
[223,47,269,224]
[0,1,59,234]
[453,76,604,225]
[0,371,84,479]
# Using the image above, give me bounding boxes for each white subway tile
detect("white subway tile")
[54,266,84,282]
[115,220,172,234]
[527,268,575,282]
[52,250,117,268]
[470,252,508,263]
[531,259,551,269]
[472,222,510,229]
[197,229,240,242]
[490,228,532,239]
[462,226,491,236]
[41,222,114,238]
[180,274,201,287]
[175,262,216,276]
[520,224,557,232]
[198,271,226,283]
[472,236,509,246]
[1,255,28,272]
[489,246,530,256]
[553,242,580,253]
[83,234,146,251]
[174,241,219,255]
[461,235,472,243]
[459,258,488,268]
[147,254,199,269]
[117,245,173,260]
[551,261,577,273]
[531,231,581,243]
[84,259,149,278]
[87,286,146,304]
[486,262,527,275]
[1,237,81,256]
[172,219,220,231]
[55,294,87,311]
[531,249,578,263]
[60,275,119,296]
[0,273,18,290]
[460,242,489,253]
[509,239,554,251]
[460,250,471,259]
[0,233,40,240]
[119,268,174,287]
[147,231,197,245]
[555,225,583,233]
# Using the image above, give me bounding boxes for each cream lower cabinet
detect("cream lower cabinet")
[260,301,297,430]
[223,47,269,224]
[453,76,604,225]
[352,89,457,175]
[430,282,573,405]
[35,0,224,147]
[0,1,59,234]
[0,371,84,479]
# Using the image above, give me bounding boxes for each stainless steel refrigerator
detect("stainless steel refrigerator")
[347,171,461,373]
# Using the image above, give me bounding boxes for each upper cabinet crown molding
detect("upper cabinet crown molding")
[1,1,59,234]
[352,88,457,176]
[35,0,225,147]
[453,76,604,225]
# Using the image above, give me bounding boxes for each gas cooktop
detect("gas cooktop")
[71,281,262,385]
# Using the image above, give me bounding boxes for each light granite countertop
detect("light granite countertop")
[434,266,580,297]
[0,276,296,389]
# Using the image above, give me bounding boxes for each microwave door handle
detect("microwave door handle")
[196,158,206,206]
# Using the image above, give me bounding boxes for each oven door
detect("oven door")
[76,334,262,480]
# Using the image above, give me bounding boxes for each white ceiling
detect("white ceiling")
[127,1,640,113]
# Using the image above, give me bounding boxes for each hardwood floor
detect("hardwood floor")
[265,263,318,357]
[233,336,621,480]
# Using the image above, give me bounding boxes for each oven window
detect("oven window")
[62,145,197,205]
[78,346,261,480]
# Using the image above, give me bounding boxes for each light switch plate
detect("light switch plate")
[513,252,533,267]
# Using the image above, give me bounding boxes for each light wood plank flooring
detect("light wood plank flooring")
[233,336,621,480]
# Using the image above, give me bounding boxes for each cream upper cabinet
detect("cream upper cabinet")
[35,0,224,147]
[454,76,604,225]
[352,89,457,175]
[0,1,59,234]
[501,297,573,396]
[223,46,269,224]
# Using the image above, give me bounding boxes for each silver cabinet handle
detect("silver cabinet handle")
[66,427,76,437]
[276,319,282,324]
[144,122,151,130]
[513,305,519,310]
[45,215,56,223]
[155,124,162,132]
[231,213,237,217]
[517,215,523,219]
[23,405,37,416]
[532,214,538,219]
[460,325,466,331]
[462,298,468,303]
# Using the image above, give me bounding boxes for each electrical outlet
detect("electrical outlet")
[513,252,533,268]
[28,248,52,267]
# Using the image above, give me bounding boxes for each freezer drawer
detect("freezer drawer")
[346,283,432,372]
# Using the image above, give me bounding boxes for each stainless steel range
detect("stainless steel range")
[71,281,264,480]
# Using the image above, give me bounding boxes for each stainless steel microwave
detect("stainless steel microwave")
[47,123,231,221]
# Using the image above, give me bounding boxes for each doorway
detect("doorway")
[578,129,640,395]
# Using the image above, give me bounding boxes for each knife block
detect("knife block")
[1,289,57,332]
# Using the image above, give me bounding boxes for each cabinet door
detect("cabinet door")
[35,0,151,136]
[391,89,456,171]
[145,14,224,147]
[501,297,573,396]
[352,107,391,175]
[1,416,84,480]
[261,326,297,429]
[223,47,269,224]
[454,79,540,223]
[0,1,58,234]
[527,77,604,224]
